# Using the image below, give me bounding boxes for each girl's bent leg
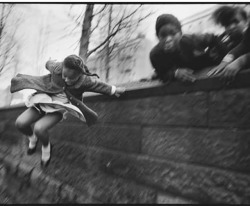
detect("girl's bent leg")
[33,112,63,146]
[15,107,43,136]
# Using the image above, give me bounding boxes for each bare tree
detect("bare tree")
[66,4,153,81]
[0,4,23,107]
[96,4,153,81]
[0,4,20,75]
[79,4,94,62]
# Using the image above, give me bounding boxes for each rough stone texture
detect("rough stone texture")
[30,169,45,188]
[51,123,142,153]
[42,178,62,202]
[94,148,250,204]
[16,161,33,183]
[157,192,197,204]
[2,72,250,203]
[0,165,7,187]
[0,154,95,204]
[43,154,157,204]
[142,127,250,173]
[209,88,250,128]
[3,155,20,175]
[0,162,44,203]
[39,139,250,204]
[86,92,207,126]
[0,107,25,125]
[60,185,77,203]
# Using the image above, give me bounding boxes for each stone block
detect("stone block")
[44,156,157,204]
[0,144,10,154]
[51,123,142,153]
[17,161,33,180]
[42,178,62,203]
[75,194,93,204]
[209,88,250,128]
[3,155,20,175]
[142,127,250,173]
[157,192,196,204]
[60,184,77,203]
[30,169,48,193]
[88,92,207,126]
[37,197,52,204]
[0,166,7,186]
[99,150,250,204]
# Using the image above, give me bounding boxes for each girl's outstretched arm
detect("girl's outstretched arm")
[81,75,125,96]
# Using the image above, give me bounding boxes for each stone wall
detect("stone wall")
[1,70,250,203]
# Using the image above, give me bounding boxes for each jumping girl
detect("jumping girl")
[10,54,125,167]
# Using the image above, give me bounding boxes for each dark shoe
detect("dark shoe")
[40,144,52,168]
[27,144,37,155]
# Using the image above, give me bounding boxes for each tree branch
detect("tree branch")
[93,4,107,16]
[87,20,122,57]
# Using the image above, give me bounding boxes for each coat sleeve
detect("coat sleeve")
[232,52,250,70]
[149,48,176,82]
[80,75,113,95]
[191,33,219,49]
[45,60,62,73]
[229,24,250,59]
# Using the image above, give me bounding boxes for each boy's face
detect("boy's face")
[62,66,81,86]
[225,13,248,37]
[158,24,182,52]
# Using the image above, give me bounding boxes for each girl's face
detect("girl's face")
[158,24,182,52]
[62,66,81,86]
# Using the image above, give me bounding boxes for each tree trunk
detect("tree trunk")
[105,5,112,82]
[0,4,5,48]
[79,4,94,62]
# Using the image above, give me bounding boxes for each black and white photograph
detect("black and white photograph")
[0,0,250,204]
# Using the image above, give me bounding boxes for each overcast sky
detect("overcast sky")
[140,4,216,41]
[33,3,217,42]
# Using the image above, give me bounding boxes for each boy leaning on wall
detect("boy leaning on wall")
[149,13,233,83]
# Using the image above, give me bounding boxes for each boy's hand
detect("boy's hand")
[114,87,126,97]
[207,61,228,77]
[175,68,196,82]
[218,60,242,81]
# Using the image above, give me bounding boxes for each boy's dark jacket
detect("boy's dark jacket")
[150,33,230,82]
[10,60,113,126]
[229,23,250,60]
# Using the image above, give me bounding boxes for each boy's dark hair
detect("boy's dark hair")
[212,6,247,27]
[63,54,99,78]
[155,14,182,36]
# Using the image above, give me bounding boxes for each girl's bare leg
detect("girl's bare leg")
[33,112,63,146]
[15,107,43,136]
[33,111,63,166]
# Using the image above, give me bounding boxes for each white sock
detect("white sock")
[41,143,51,162]
[28,134,37,149]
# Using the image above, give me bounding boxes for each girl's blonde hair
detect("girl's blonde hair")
[63,54,99,78]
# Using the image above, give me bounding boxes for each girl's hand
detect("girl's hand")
[114,87,126,97]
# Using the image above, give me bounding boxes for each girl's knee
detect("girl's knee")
[33,123,47,137]
[15,117,28,130]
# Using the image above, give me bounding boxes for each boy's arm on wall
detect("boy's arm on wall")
[150,52,176,82]
[232,53,250,70]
